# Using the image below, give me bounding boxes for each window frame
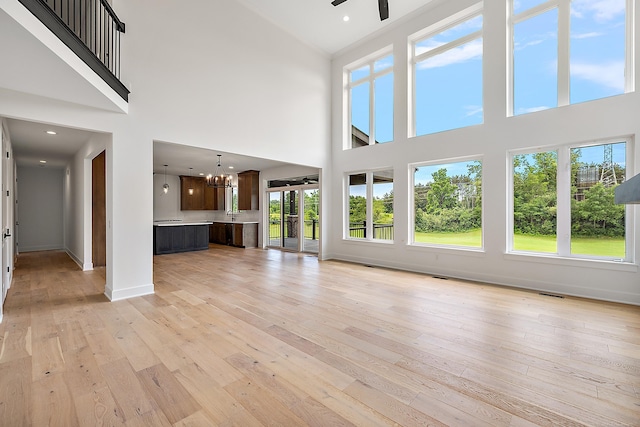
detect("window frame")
[508,136,634,262]
[409,3,484,137]
[345,49,394,150]
[507,0,635,116]
[409,155,485,250]
[344,169,394,242]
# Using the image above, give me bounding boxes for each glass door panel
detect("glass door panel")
[268,192,282,248]
[303,189,319,253]
[284,190,299,250]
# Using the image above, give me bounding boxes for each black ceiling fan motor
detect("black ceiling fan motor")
[331,0,389,21]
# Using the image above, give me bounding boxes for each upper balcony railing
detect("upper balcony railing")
[18,0,129,101]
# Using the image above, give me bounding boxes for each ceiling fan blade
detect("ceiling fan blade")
[331,0,348,6]
[378,0,389,20]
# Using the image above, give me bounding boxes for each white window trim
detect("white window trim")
[344,169,394,242]
[409,4,484,137]
[409,155,484,250]
[345,49,394,150]
[508,0,634,116]
[508,136,634,262]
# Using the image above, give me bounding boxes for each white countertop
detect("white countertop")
[211,221,259,224]
[154,221,212,226]
[154,220,258,226]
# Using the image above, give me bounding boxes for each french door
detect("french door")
[267,187,319,253]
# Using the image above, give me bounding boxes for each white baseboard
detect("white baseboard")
[104,283,154,302]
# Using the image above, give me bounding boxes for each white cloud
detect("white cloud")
[465,105,483,117]
[514,39,544,51]
[572,0,625,22]
[571,31,604,39]
[417,39,483,69]
[571,60,625,91]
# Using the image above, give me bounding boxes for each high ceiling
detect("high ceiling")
[236,0,436,55]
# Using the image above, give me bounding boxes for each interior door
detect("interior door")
[92,151,106,267]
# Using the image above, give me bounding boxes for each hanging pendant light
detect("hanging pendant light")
[206,154,233,188]
[162,164,170,194]
[188,167,194,195]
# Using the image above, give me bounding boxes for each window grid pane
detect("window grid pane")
[351,82,370,148]
[414,160,482,247]
[373,171,394,241]
[374,73,394,144]
[415,38,483,136]
[570,0,626,104]
[512,151,558,253]
[513,8,558,115]
[570,143,626,258]
[348,174,367,238]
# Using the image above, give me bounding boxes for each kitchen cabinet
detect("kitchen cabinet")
[210,222,258,248]
[210,222,231,245]
[180,176,224,211]
[237,170,260,211]
[154,224,209,255]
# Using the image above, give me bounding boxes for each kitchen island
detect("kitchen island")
[153,221,211,255]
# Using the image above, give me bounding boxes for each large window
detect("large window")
[411,7,483,136]
[511,0,631,115]
[412,159,482,248]
[348,53,394,149]
[347,171,394,241]
[511,139,629,260]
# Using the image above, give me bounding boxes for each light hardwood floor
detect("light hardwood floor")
[0,247,639,426]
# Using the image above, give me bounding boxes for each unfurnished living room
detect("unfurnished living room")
[0,0,639,425]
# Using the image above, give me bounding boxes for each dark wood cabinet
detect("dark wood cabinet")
[181,176,224,211]
[154,225,209,255]
[237,170,260,211]
[210,222,231,245]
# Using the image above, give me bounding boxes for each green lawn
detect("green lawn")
[414,229,625,258]
[513,233,624,258]
[414,229,482,247]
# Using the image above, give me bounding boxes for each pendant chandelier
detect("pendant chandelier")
[188,167,194,195]
[206,154,233,188]
[162,164,169,194]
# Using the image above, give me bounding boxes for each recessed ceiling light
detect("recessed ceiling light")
[343,15,350,22]
[46,130,57,135]
[228,166,234,169]
[39,160,47,164]
[199,173,204,176]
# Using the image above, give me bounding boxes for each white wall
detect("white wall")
[17,166,64,251]
[329,0,640,304]
[0,0,331,300]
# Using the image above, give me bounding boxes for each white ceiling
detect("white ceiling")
[237,0,436,55]
[8,118,97,168]
[153,141,293,177]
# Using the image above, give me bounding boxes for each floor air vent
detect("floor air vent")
[539,292,564,299]
[432,276,448,280]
